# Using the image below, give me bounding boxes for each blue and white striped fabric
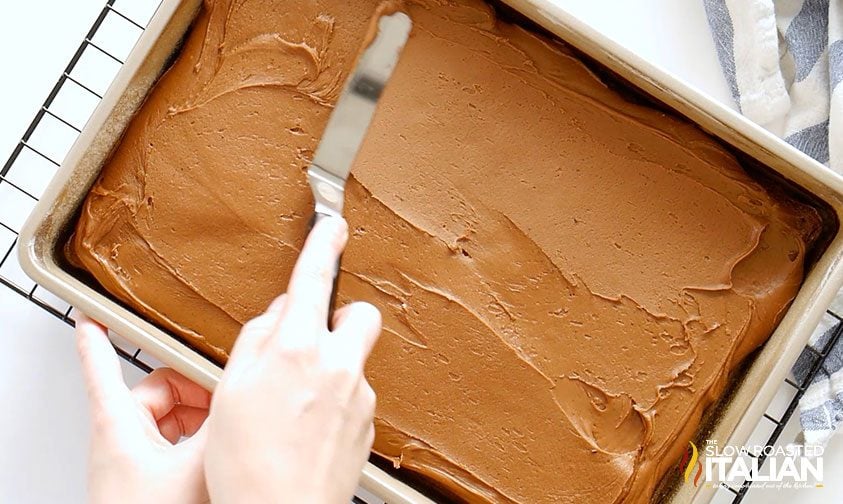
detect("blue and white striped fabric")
[704,0,843,447]
[792,320,843,446]
[704,0,842,171]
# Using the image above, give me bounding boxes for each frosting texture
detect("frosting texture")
[68,0,822,502]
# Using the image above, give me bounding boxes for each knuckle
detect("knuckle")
[240,314,275,336]
[300,263,333,287]
[301,299,326,321]
[319,360,364,400]
[327,366,360,388]
[281,303,321,331]
[273,342,320,365]
[361,382,377,412]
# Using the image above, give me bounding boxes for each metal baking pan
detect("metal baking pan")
[17,0,843,502]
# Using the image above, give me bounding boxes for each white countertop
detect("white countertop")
[0,1,838,503]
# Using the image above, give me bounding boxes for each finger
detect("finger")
[361,380,377,421]
[330,301,357,329]
[364,422,376,451]
[75,314,131,416]
[156,405,209,444]
[180,417,209,451]
[323,302,382,372]
[132,368,211,421]
[352,380,377,445]
[226,295,288,374]
[278,217,348,344]
[265,293,289,315]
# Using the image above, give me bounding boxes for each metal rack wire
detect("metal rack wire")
[727,315,843,502]
[0,1,837,503]
[0,0,155,373]
[0,3,381,503]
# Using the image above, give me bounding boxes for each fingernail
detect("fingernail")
[324,216,348,241]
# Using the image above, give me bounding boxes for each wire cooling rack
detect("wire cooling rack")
[0,1,839,503]
[0,0,156,373]
[0,3,383,503]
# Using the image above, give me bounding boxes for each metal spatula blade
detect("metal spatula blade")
[304,11,412,323]
[307,11,412,218]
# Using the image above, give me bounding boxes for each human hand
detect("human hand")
[204,217,382,504]
[75,315,212,504]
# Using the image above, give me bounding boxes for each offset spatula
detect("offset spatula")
[306,11,412,322]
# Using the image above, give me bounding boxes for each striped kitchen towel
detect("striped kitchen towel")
[792,319,843,447]
[704,0,842,172]
[705,0,843,447]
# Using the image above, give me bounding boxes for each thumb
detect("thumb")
[75,313,132,428]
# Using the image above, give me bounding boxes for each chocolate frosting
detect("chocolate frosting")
[68,0,822,501]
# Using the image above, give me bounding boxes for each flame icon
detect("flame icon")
[678,441,703,487]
